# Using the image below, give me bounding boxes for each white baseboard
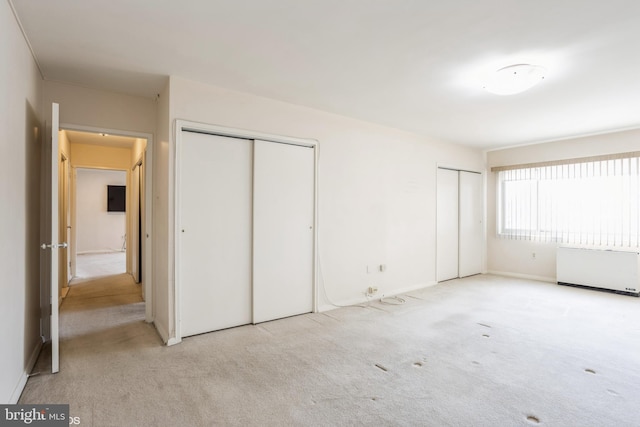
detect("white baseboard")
[9,339,43,403]
[154,321,182,346]
[382,281,439,297]
[153,321,170,344]
[318,282,437,313]
[487,270,556,283]
[77,250,125,255]
[9,373,29,404]
[166,337,181,346]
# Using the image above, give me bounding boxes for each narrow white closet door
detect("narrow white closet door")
[458,171,483,277]
[253,140,314,324]
[437,168,459,282]
[179,132,252,337]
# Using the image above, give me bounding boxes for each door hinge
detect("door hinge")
[49,303,52,316]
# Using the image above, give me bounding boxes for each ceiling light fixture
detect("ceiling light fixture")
[484,64,546,95]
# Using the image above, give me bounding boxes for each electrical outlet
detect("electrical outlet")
[379,264,386,272]
[532,252,536,259]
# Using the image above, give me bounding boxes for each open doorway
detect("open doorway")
[74,168,127,279]
[37,103,155,376]
[56,127,152,323]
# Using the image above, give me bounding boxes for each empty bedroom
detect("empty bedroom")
[2,1,639,426]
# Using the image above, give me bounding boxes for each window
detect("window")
[496,154,640,248]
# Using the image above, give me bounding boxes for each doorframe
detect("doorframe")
[171,120,318,345]
[60,123,154,323]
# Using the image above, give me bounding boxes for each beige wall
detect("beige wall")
[131,138,146,166]
[71,143,131,170]
[0,1,44,403]
[486,128,640,281]
[44,81,155,134]
[154,75,485,343]
[59,129,71,160]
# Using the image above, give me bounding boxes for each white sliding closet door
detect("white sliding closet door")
[437,168,459,282]
[179,132,253,337]
[459,171,483,277]
[253,140,314,324]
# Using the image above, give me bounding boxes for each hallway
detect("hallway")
[20,260,160,425]
[63,251,145,343]
[62,273,145,341]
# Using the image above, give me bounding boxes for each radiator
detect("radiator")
[557,247,640,296]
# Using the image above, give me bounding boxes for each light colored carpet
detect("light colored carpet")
[20,274,640,426]
[74,252,126,280]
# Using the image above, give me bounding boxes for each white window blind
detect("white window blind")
[496,154,640,248]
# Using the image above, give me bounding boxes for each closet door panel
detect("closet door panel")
[459,171,483,277]
[253,140,314,324]
[437,168,460,282]
[179,132,252,337]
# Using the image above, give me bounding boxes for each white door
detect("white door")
[459,171,483,277]
[41,103,62,373]
[252,141,314,324]
[179,132,253,337]
[437,168,459,282]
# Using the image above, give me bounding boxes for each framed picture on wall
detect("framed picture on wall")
[107,185,126,212]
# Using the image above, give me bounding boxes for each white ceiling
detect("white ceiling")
[10,0,640,149]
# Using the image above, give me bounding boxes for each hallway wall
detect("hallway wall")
[0,1,44,404]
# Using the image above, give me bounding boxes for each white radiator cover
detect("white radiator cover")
[557,247,640,295]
